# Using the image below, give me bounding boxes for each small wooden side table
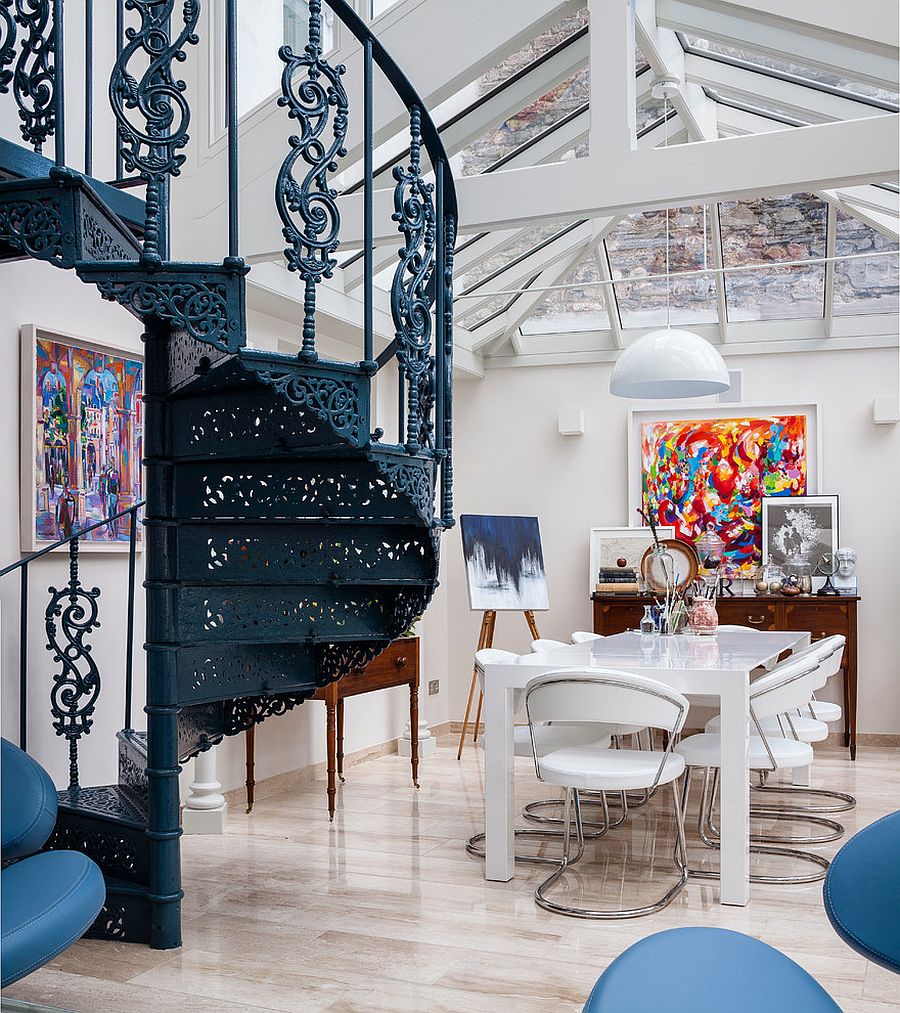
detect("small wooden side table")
[243,637,420,819]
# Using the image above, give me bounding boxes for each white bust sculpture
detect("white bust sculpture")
[833,547,857,593]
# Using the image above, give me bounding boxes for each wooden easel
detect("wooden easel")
[456,609,541,760]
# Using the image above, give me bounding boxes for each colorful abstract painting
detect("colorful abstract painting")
[28,334,143,546]
[640,415,807,574]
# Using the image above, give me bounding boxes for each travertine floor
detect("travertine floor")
[4,736,899,1012]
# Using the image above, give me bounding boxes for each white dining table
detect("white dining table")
[481,628,810,905]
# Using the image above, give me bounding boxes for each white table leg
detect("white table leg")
[718,677,751,905]
[484,679,516,881]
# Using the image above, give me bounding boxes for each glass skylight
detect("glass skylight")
[719,194,827,321]
[833,213,899,317]
[520,255,610,334]
[605,207,718,327]
[457,221,575,294]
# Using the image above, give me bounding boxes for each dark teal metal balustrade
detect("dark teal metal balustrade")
[0,0,456,950]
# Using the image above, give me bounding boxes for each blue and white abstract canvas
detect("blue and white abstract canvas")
[460,514,549,611]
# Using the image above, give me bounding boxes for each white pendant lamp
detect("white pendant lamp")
[609,78,729,400]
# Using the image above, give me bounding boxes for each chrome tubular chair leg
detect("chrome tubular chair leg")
[534,783,688,920]
[523,790,628,831]
[686,766,831,885]
[750,782,856,814]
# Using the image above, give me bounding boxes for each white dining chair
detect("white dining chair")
[524,669,690,918]
[571,631,604,643]
[531,638,570,652]
[675,653,833,883]
[466,649,614,865]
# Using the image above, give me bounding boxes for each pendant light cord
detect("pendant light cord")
[664,93,670,330]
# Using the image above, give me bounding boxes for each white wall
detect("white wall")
[0,264,447,794]
[443,347,900,737]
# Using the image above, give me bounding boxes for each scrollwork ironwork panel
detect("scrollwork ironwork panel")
[45,540,102,790]
[391,106,436,452]
[0,0,17,94]
[375,456,435,526]
[108,0,200,261]
[0,192,64,263]
[253,367,363,446]
[12,0,55,151]
[275,0,348,358]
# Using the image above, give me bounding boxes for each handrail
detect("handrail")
[322,0,457,221]
[0,500,147,578]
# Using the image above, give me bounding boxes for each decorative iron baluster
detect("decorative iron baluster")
[12,0,55,152]
[0,0,16,94]
[391,106,436,453]
[441,216,455,525]
[45,538,101,791]
[275,0,348,361]
[108,0,200,263]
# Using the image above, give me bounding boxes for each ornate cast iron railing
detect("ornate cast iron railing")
[0,501,144,769]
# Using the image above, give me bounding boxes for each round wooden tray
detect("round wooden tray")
[640,539,700,593]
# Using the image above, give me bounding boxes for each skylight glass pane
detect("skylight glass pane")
[636,94,670,134]
[833,212,899,316]
[477,8,588,93]
[457,292,519,330]
[720,194,826,321]
[460,69,589,176]
[704,87,814,125]
[520,255,610,334]
[457,221,572,293]
[682,34,900,108]
[606,208,718,327]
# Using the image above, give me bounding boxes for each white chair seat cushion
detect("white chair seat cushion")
[808,700,842,723]
[704,714,829,743]
[536,746,684,791]
[480,725,611,758]
[676,733,813,771]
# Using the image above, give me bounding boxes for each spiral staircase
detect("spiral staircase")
[0,0,456,949]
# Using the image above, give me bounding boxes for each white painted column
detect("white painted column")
[398,717,436,758]
[182,744,227,835]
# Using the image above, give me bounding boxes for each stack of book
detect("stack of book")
[595,568,639,594]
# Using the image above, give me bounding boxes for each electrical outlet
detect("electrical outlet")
[428,679,440,696]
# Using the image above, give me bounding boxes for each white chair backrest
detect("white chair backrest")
[750,654,820,722]
[717,624,764,632]
[525,669,689,736]
[571,631,603,643]
[531,639,569,652]
[788,635,845,690]
[474,648,519,691]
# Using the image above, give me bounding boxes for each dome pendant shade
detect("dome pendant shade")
[609,328,730,399]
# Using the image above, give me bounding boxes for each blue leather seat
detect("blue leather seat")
[1,850,107,987]
[1,738,106,988]
[583,927,839,1012]
[824,810,900,974]
[1,738,58,861]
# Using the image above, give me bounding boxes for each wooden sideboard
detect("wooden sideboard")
[244,637,420,820]
[591,594,861,758]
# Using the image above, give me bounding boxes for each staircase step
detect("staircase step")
[0,170,142,269]
[117,729,148,814]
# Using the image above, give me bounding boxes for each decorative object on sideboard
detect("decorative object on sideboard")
[815,554,841,596]
[588,525,674,595]
[695,522,725,573]
[689,596,719,636]
[762,494,839,591]
[833,547,858,596]
[640,538,700,594]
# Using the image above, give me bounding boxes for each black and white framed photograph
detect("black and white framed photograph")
[762,495,839,581]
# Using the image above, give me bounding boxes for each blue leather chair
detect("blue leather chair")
[1,739,106,988]
[824,810,900,974]
[583,927,840,1012]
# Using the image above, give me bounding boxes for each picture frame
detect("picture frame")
[20,324,144,553]
[460,514,550,612]
[762,494,839,587]
[588,526,674,595]
[628,403,821,576]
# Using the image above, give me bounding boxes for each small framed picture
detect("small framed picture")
[762,495,839,587]
[588,526,674,595]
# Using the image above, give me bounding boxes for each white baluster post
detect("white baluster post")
[398,716,436,758]
[182,743,227,834]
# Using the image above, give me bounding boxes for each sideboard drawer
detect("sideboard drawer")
[716,602,777,630]
[594,602,646,635]
[783,602,850,642]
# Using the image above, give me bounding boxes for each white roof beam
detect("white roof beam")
[708,203,729,342]
[592,241,623,348]
[824,202,838,337]
[588,0,636,153]
[684,54,889,123]
[657,0,898,88]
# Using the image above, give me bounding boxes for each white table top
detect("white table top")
[504,629,806,676]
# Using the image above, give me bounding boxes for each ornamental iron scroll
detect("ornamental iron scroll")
[275,0,348,360]
[253,367,363,446]
[0,0,16,94]
[45,538,102,791]
[12,0,55,151]
[391,105,436,452]
[109,0,200,262]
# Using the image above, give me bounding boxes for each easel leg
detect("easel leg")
[472,611,496,744]
[457,611,494,760]
[524,610,541,642]
[245,725,256,814]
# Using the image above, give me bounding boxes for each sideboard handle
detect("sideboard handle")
[395,656,408,669]
[747,615,767,625]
